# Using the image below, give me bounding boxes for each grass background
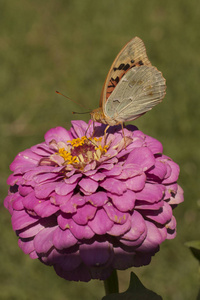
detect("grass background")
[0,0,200,299]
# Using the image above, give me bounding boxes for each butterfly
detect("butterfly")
[90,37,166,137]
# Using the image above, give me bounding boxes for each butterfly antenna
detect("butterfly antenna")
[72,111,91,115]
[56,91,88,110]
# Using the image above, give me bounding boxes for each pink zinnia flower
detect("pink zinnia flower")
[4,120,184,282]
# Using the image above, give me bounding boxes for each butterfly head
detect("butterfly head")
[90,107,107,125]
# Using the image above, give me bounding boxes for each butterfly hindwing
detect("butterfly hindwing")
[104,65,166,122]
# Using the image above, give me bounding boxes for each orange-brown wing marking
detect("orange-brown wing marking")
[106,61,144,100]
[100,37,152,107]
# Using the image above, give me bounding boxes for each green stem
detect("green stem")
[103,269,119,295]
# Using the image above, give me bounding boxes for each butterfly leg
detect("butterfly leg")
[85,121,91,138]
[103,125,110,145]
[120,122,127,148]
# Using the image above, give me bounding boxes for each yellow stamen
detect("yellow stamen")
[58,148,78,164]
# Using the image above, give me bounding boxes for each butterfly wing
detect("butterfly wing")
[100,37,152,107]
[104,65,166,122]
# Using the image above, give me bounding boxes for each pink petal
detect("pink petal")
[44,127,72,144]
[142,201,172,225]
[107,217,131,236]
[108,190,136,212]
[84,192,108,207]
[135,183,165,203]
[52,227,77,250]
[162,160,180,184]
[11,210,39,231]
[100,178,126,195]
[168,185,184,205]
[88,208,114,234]
[35,182,58,199]
[80,241,113,266]
[72,203,97,225]
[126,147,155,171]
[147,160,167,180]
[34,201,59,217]
[125,174,146,191]
[55,181,77,196]
[136,221,163,252]
[145,135,163,154]
[34,226,56,253]
[79,178,98,194]
[60,193,85,213]
[104,202,128,224]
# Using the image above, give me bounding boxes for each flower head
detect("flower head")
[4,120,184,282]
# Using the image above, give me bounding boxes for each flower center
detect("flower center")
[56,136,108,170]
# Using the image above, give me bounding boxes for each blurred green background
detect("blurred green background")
[1,0,200,299]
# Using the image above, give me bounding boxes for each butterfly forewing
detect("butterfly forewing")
[101,37,152,106]
[104,65,166,122]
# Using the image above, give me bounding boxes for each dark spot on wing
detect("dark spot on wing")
[113,63,131,72]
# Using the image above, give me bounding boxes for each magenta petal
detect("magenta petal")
[80,241,113,266]
[18,185,33,196]
[71,120,89,137]
[122,211,146,241]
[57,215,94,239]
[34,201,59,218]
[54,259,91,281]
[85,192,108,207]
[72,204,97,225]
[164,183,178,200]
[34,226,56,253]
[107,217,131,236]
[135,183,165,203]
[125,174,146,191]
[79,178,98,194]
[89,172,106,181]
[55,182,77,196]
[145,135,163,154]
[7,173,22,186]
[12,193,24,210]
[12,210,39,231]
[64,173,82,184]
[50,249,82,271]
[126,147,155,171]
[52,227,77,250]
[22,192,41,210]
[60,193,85,213]
[135,200,164,210]
[103,202,128,224]
[44,127,72,144]
[10,150,39,172]
[162,160,180,184]
[108,190,136,212]
[136,221,163,252]
[143,202,172,225]
[168,185,184,205]
[147,160,167,180]
[88,208,114,234]
[116,163,143,180]
[18,239,35,255]
[69,219,95,239]
[103,165,123,176]
[18,222,43,238]
[51,192,73,206]
[112,247,136,269]
[35,182,58,199]
[166,215,177,231]
[100,178,126,195]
